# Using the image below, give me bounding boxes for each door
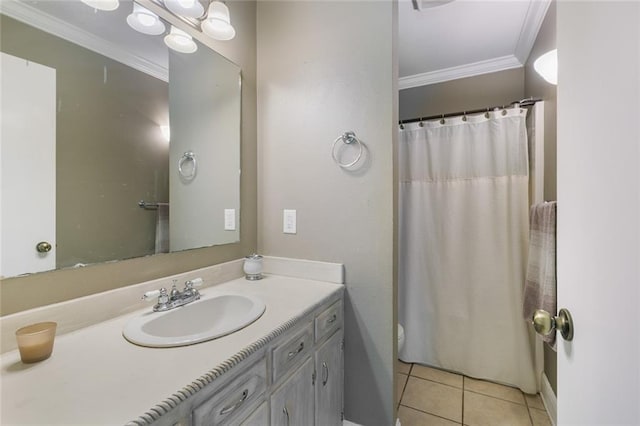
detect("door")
[270,357,314,426]
[0,52,56,277]
[315,331,343,425]
[557,2,639,424]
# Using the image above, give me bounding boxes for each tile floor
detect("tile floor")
[397,361,552,426]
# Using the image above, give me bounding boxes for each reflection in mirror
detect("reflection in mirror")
[0,0,240,279]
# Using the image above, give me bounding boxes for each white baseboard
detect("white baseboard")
[343,421,362,426]
[540,372,557,426]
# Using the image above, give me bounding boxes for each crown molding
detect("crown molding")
[0,0,168,82]
[514,0,552,64]
[399,55,523,90]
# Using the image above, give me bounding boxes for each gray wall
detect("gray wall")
[256,2,397,424]
[169,48,241,250]
[0,1,257,315]
[399,67,525,121]
[0,15,169,269]
[524,1,558,394]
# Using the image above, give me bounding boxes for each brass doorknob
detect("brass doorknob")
[532,308,574,341]
[36,241,52,253]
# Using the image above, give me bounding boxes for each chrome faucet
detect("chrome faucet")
[142,278,203,312]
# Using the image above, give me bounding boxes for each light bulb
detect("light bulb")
[81,0,119,11]
[127,3,165,35]
[164,26,198,54]
[201,1,236,41]
[163,0,204,18]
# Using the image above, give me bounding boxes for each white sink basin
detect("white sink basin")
[123,293,266,348]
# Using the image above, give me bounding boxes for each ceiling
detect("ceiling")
[2,0,550,89]
[399,0,551,90]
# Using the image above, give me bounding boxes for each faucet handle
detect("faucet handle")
[185,278,203,289]
[142,288,168,303]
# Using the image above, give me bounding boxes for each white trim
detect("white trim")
[399,55,522,90]
[541,372,558,426]
[514,0,552,64]
[0,0,168,82]
[262,256,345,284]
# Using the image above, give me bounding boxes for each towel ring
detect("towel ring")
[332,131,363,169]
[178,151,197,180]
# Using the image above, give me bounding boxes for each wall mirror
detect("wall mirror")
[0,0,241,279]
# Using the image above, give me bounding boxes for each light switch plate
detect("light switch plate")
[224,209,236,231]
[283,209,297,234]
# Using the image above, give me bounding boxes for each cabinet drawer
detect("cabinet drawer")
[192,359,266,425]
[315,300,343,342]
[272,323,313,383]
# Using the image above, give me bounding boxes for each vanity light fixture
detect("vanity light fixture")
[534,49,558,85]
[164,0,205,19]
[127,3,166,35]
[164,25,198,53]
[201,1,236,41]
[80,0,120,11]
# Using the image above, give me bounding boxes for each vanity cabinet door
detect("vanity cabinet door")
[270,357,314,426]
[315,330,343,426]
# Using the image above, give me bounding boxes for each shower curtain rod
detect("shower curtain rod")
[399,97,542,125]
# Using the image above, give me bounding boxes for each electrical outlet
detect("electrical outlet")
[283,209,297,234]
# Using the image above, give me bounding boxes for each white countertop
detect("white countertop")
[0,275,343,425]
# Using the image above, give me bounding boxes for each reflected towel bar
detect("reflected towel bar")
[138,200,169,210]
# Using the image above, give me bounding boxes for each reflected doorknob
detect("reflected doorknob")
[532,308,574,341]
[36,241,52,253]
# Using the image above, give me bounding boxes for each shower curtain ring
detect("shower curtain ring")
[440,114,445,125]
[418,118,424,127]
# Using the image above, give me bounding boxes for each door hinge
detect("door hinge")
[312,370,316,386]
[341,411,344,421]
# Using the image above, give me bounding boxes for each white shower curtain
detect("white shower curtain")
[398,108,537,393]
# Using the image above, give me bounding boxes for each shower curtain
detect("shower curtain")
[398,108,537,393]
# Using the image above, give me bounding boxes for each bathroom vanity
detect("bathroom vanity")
[0,260,345,425]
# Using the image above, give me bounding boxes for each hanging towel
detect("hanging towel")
[523,201,557,350]
[155,204,170,254]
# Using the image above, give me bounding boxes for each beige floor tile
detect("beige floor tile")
[402,377,462,423]
[463,391,531,426]
[464,377,525,405]
[412,364,463,388]
[397,373,409,404]
[524,393,545,410]
[398,405,461,426]
[530,408,552,426]
[398,360,412,375]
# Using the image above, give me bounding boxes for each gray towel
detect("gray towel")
[155,204,170,254]
[523,201,557,350]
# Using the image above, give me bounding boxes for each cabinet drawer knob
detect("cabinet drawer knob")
[283,406,290,426]
[219,389,249,415]
[287,342,304,359]
[327,314,337,325]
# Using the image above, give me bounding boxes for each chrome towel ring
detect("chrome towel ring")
[332,131,363,169]
[178,151,197,180]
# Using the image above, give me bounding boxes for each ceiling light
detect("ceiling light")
[164,0,205,19]
[534,49,558,85]
[164,26,198,53]
[127,3,166,35]
[81,0,120,11]
[201,1,236,41]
